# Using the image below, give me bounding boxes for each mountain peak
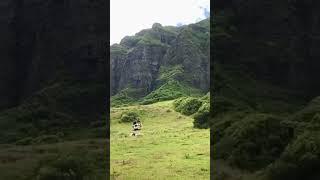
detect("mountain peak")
[152,23,162,29]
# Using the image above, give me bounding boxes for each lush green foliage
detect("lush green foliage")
[211,91,320,178]
[171,93,210,129]
[0,81,106,144]
[141,81,185,104]
[210,3,320,179]
[173,97,203,116]
[110,44,128,55]
[111,86,154,107]
[264,97,320,179]
[193,102,210,129]
[111,89,136,107]
[213,113,292,170]
[120,23,178,48]
[156,65,184,85]
[267,131,320,180]
[120,36,142,48]
[120,111,140,123]
[141,80,202,105]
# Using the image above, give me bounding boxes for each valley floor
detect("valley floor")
[110,100,210,180]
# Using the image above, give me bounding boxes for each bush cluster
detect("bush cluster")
[174,97,203,116]
[141,80,188,105]
[173,94,211,129]
[120,111,140,123]
[212,113,292,170]
[267,131,320,180]
[193,102,210,129]
[210,96,320,178]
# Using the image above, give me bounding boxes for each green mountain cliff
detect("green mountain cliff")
[110,19,210,106]
[212,1,320,179]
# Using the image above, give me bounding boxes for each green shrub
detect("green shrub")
[200,92,210,102]
[267,131,320,180]
[173,97,188,108]
[174,97,203,116]
[193,102,210,128]
[157,65,184,85]
[111,89,136,107]
[120,111,140,123]
[142,81,186,104]
[120,36,141,47]
[141,96,173,105]
[213,113,292,170]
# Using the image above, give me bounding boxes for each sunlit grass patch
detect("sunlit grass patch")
[110,100,210,179]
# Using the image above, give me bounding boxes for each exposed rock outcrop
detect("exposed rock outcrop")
[110,19,210,98]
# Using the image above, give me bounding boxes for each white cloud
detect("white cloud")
[110,0,210,44]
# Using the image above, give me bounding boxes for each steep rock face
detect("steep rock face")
[163,20,210,91]
[110,23,177,97]
[111,19,210,98]
[0,0,107,111]
[111,44,168,97]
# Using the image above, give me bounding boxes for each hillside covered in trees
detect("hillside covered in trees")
[212,0,320,179]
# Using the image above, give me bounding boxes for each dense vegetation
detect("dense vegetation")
[119,111,140,123]
[0,80,107,179]
[212,1,320,179]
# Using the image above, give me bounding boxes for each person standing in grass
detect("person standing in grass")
[131,118,142,136]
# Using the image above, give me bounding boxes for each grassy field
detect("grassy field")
[110,100,210,180]
[0,138,107,179]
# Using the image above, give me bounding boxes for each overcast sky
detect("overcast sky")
[110,0,210,45]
